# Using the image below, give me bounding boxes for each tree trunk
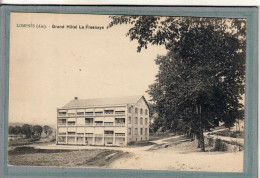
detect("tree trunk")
[198,104,205,152]
[196,132,201,148]
[200,128,205,151]
[237,119,240,132]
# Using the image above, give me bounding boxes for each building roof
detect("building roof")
[62,95,146,109]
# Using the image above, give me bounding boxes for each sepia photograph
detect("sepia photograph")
[7,12,246,172]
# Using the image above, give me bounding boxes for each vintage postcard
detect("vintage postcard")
[7,11,247,173]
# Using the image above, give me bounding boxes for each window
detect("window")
[68,132,76,135]
[85,112,93,115]
[104,131,114,134]
[135,117,138,124]
[135,128,138,135]
[58,112,67,116]
[104,110,114,115]
[115,118,125,124]
[77,112,84,115]
[145,109,148,115]
[140,109,143,114]
[95,112,103,116]
[128,117,131,124]
[129,128,131,135]
[85,118,93,125]
[58,119,66,125]
[140,117,143,125]
[128,107,132,113]
[135,108,138,114]
[67,121,75,125]
[115,111,125,115]
[58,137,66,142]
[95,121,103,125]
[145,128,148,135]
[140,128,143,135]
[145,118,148,125]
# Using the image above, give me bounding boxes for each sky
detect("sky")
[9,13,167,125]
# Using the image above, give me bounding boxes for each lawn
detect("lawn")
[8,147,127,168]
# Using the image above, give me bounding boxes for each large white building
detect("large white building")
[56,95,150,146]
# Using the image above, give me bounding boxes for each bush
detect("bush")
[127,141,135,146]
[29,136,40,142]
[208,137,214,147]
[214,139,228,151]
[50,138,56,142]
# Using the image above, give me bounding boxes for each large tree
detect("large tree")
[108,16,246,151]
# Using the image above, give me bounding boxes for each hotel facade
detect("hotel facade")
[56,95,150,146]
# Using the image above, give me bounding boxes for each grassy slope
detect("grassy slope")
[8,147,127,168]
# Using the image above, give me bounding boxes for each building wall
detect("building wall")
[127,97,149,143]
[57,105,128,146]
[57,97,150,146]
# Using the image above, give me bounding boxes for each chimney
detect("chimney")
[74,97,78,100]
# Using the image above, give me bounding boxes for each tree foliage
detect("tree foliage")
[32,125,43,137]
[8,126,22,135]
[9,124,45,138]
[108,16,246,151]
[43,125,53,138]
[21,124,33,138]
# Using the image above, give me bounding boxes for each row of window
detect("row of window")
[128,107,148,115]
[128,117,148,125]
[59,132,125,136]
[59,122,126,126]
[59,111,126,116]
[128,128,148,135]
[60,108,148,116]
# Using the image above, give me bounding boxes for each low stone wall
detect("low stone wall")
[205,136,243,152]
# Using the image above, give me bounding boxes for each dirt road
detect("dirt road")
[109,146,243,172]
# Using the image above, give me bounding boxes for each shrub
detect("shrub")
[127,141,135,146]
[208,137,214,147]
[50,138,56,142]
[214,139,228,151]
